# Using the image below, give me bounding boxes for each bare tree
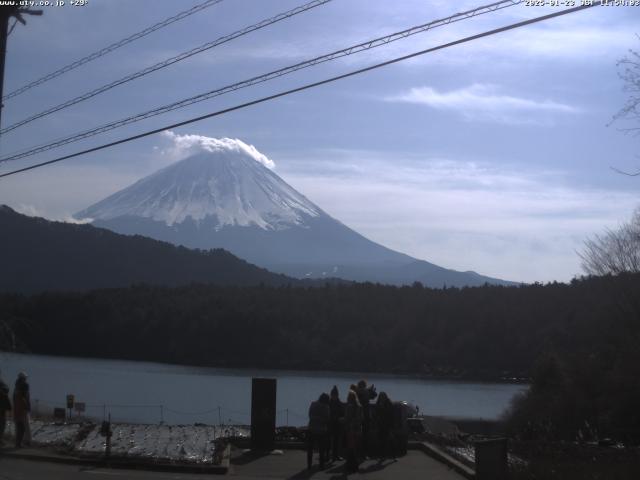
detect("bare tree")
[610,43,640,176]
[613,44,640,131]
[580,208,640,276]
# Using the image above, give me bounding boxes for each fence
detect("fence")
[30,398,309,426]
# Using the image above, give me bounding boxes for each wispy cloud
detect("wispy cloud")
[13,203,93,224]
[278,150,638,283]
[317,6,638,69]
[386,83,580,124]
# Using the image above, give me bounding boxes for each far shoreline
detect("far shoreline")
[0,350,530,386]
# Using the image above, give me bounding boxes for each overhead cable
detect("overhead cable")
[0,2,600,180]
[2,0,225,102]
[0,0,523,160]
[0,0,333,135]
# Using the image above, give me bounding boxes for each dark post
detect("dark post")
[0,6,42,129]
[0,7,13,128]
[100,413,112,459]
[250,377,276,451]
[475,437,508,480]
[66,394,75,420]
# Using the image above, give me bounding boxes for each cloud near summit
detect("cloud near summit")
[160,131,275,169]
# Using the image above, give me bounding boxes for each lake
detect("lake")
[0,352,527,426]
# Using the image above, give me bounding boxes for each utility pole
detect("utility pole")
[0,6,16,129]
[0,5,42,130]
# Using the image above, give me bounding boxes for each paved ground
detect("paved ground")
[0,457,201,480]
[227,449,466,479]
[0,449,467,479]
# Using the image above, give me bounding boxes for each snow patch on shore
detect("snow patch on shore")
[2,420,249,464]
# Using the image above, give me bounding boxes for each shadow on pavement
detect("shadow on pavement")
[287,463,346,479]
[285,458,396,479]
[287,467,314,479]
[230,449,271,466]
[359,459,394,474]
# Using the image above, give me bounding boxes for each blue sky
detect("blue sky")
[0,0,639,283]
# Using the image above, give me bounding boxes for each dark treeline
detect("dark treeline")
[505,276,640,443]
[2,273,639,382]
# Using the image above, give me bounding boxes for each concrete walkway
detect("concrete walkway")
[0,457,214,479]
[229,449,467,479]
[0,445,469,479]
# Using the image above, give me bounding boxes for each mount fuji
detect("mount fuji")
[77,137,513,287]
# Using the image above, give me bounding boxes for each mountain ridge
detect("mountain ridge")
[77,139,516,287]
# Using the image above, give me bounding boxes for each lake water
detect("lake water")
[0,352,527,426]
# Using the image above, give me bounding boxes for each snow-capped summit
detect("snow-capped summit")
[77,135,514,287]
[78,138,321,230]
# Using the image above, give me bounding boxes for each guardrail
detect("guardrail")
[29,398,307,426]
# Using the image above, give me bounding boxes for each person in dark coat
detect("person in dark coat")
[375,391,396,461]
[0,369,11,447]
[307,392,330,470]
[328,385,344,462]
[13,372,31,448]
[356,379,377,457]
[344,389,362,473]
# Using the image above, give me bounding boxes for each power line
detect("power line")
[1,0,224,102]
[0,2,600,180]
[0,0,333,136]
[0,0,523,162]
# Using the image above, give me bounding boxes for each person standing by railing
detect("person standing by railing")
[328,385,344,462]
[307,393,330,470]
[344,389,363,473]
[375,391,396,462]
[13,372,31,448]
[356,379,377,457]
[0,369,11,447]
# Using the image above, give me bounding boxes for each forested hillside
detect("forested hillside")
[3,273,638,381]
[0,205,300,292]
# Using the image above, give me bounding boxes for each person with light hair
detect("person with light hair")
[344,389,363,473]
[328,385,344,463]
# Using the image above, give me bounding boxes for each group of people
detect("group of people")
[307,379,398,472]
[0,370,32,448]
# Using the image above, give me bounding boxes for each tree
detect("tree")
[610,44,640,176]
[612,45,640,134]
[580,207,640,276]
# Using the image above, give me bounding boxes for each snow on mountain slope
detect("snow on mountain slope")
[78,138,321,230]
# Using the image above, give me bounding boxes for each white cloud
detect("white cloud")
[327,7,637,69]
[160,131,275,169]
[13,203,93,224]
[12,204,42,218]
[204,3,634,68]
[386,84,580,124]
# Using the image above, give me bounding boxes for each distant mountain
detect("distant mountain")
[0,205,301,293]
[77,138,515,287]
